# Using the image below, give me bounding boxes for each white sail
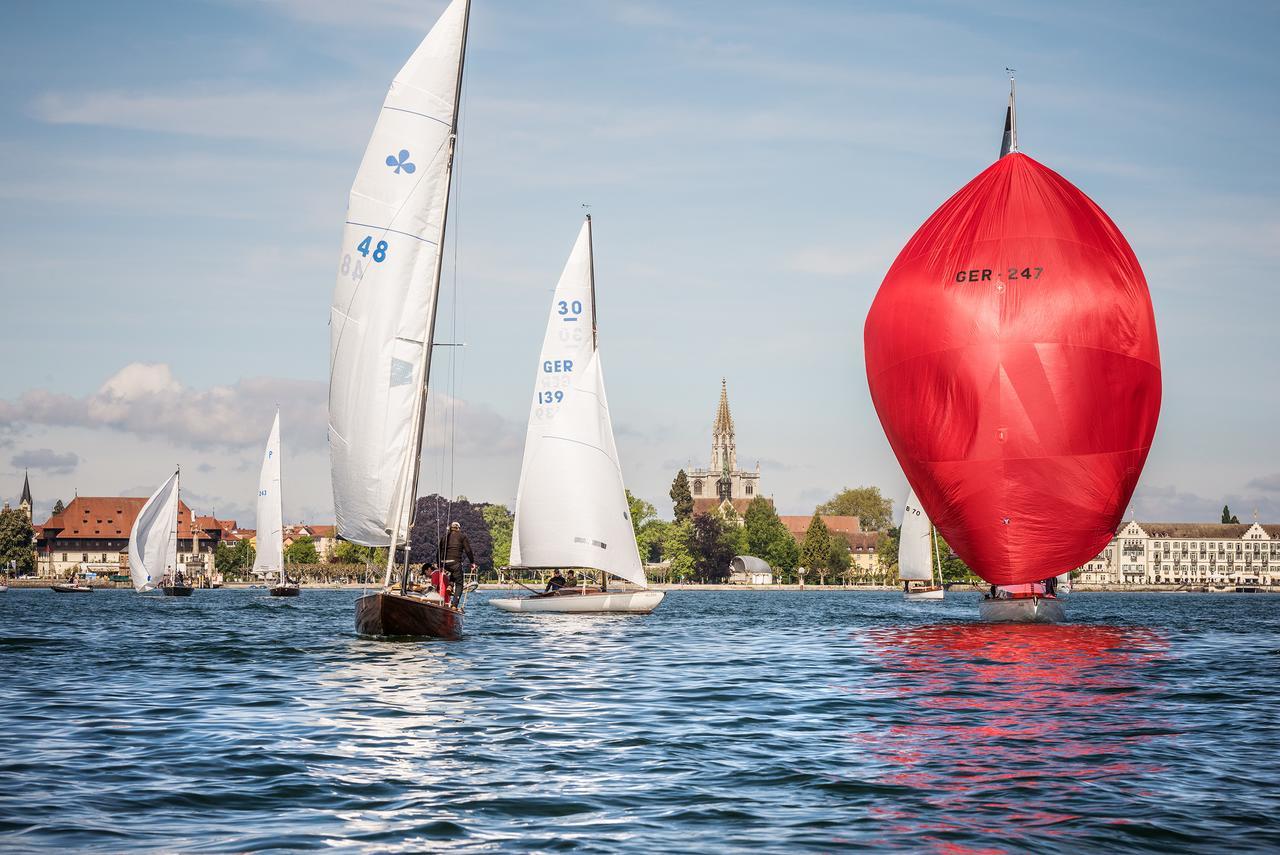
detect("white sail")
[328,0,468,547]
[251,410,284,581]
[512,351,645,586]
[129,471,179,593]
[509,220,598,567]
[899,488,934,582]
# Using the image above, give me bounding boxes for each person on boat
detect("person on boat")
[429,563,449,600]
[437,521,475,605]
[544,571,566,592]
[565,570,578,589]
[1043,575,1058,597]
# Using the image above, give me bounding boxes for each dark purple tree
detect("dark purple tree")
[690,512,735,583]
[408,494,494,571]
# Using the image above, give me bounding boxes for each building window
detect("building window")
[82,554,88,562]
[693,480,703,496]
[745,484,753,495]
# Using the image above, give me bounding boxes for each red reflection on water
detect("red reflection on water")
[847,622,1169,849]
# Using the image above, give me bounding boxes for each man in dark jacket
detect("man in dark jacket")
[437,521,476,605]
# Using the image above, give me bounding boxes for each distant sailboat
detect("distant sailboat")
[329,0,472,637]
[253,410,296,597]
[492,217,663,615]
[899,489,944,601]
[128,470,191,596]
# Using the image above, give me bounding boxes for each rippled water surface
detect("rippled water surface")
[1,589,1278,852]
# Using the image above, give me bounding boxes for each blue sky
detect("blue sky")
[2,0,1278,529]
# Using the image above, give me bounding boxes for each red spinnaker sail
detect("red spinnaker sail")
[865,153,1161,586]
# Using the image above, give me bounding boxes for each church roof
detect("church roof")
[693,497,766,517]
[20,471,32,505]
[714,378,734,435]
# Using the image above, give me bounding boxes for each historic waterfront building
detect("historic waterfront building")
[34,497,230,579]
[688,380,762,517]
[1075,520,1280,588]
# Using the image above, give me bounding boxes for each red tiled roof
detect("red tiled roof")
[692,497,768,517]
[1132,522,1280,539]
[779,515,861,537]
[38,497,228,541]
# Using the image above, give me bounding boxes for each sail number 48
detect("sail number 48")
[357,236,388,262]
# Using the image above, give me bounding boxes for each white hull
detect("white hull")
[904,586,944,601]
[978,596,1065,624]
[491,590,664,614]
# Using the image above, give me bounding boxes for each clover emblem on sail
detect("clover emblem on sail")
[385,149,415,174]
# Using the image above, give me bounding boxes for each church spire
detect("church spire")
[711,379,737,473]
[19,470,32,522]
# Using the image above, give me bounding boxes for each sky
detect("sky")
[1,0,1278,530]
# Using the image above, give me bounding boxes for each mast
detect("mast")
[931,526,943,589]
[386,0,473,594]
[1000,69,1018,158]
[277,407,285,588]
[174,465,181,584]
[586,213,597,352]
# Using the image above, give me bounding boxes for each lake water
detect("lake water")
[1,589,1277,852]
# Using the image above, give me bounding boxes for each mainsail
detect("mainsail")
[898,489,934,582]
[129,471,179,593]
[510,218,646,587]
[251,410,284,582]
[328,0,469,549]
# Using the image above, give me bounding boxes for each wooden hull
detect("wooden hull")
[491,590,665,614]
[978,595,1065,624]
[355,591,462,639]
[904,586,944,601]
[51,584,93,593]
[162,586,194,597]
[269,585,301,597]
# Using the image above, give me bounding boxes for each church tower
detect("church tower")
[710,379,737,473]
[18,471,33,522]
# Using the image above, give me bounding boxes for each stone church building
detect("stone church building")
[688,380,763,517]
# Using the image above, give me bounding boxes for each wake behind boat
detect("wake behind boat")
[492,216,663,616]
[328,0,473,638]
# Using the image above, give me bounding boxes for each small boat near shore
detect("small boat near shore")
[130,469,190,597]
[51,582,93,593]
[899,488,945,602]
[253,410,299,598]
[493,216,663,616]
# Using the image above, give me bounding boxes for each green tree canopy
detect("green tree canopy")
[827,536,851,577]
[331,540,387,566]
[663,519,695,581]
[799,513,832,573]
[214,538,255,579]
[52,499,65,517]
[816,486,894,531]
[0,506,35,575]
[626,490,658,533]
[482,504,514,568]
[876,526,900,580]
[743,497,799,575]
[636,518,670,564]
[670,470,693,521]
[284,535,318,564]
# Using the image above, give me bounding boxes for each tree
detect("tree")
[718,505,748,555]
[670,470,693,521]
[215,539,256,579]
[800,513,832,580]
[743,497,799,578]
[284,535,318,564]
[827,536,851,581]
[663,519,695,581]
[409,494,493,572]
[52,499,65,517]
[331,540,386,566]
[636,518,670,563]
[481,504,514,569]
[690,513,735,582]
[816,486,894,531]
[934,531,975,584]
[0,506,35,575]
[876,526,900,583]
[626,490,658,534]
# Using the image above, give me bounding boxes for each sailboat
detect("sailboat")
[899,489,944,601]
[330,0,472,638]
[491,217,664,615]
[253,410,296,597]
[128,470,189,596]
[864,75,1160,625]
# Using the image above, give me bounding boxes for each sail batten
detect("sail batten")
[328,0,468,548]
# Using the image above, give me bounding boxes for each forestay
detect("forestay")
[129,471,179,593]
[328,0,466,546]
[898,488,934,582]
[509,221,598,566]
[251,410,283,581]
[512,351,645,586]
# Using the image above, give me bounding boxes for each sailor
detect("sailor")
[565,569,578,589]
[1043,575,1058,596]
[544,570,566,592]
[437,521,475,605]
